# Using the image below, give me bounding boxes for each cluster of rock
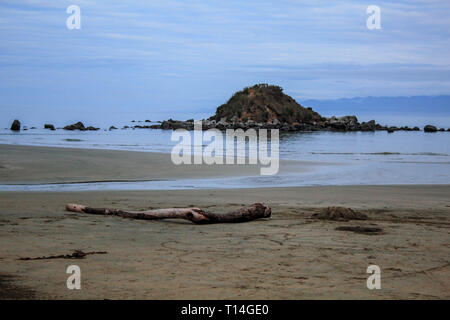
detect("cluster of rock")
[63,122,99,131]
[320,116,421,133]
[424,125,447,132]
[8,118,449,133]
[146,116,426,133]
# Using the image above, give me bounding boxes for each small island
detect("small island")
[151,84,423,132]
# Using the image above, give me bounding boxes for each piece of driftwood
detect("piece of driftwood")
[65,203,271,224]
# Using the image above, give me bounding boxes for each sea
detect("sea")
[1,122,449,191]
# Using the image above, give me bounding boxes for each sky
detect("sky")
[0,0,450,125]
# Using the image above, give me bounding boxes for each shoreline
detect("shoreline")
[0,181,449,192]
[1,143,449,190]
[0,143,336,185]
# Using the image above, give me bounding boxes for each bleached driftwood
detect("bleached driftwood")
[65,203,271,224]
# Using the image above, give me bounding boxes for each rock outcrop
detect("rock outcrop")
[44,124,55,130]
[63,122,99,131]
[10,119,20,131]
[64,121,85,130]
[424,125,437,132]
[211,84,322,124]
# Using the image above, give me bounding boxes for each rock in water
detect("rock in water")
[86,126,99,131]
[360,120,376,131]
[424,125,437,132]
[63,122,99,131]
[44,124,55,130]
[327,116,359,131]
[10,119,20,131]
[64,121,86,130]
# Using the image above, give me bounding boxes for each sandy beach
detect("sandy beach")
[0,144,449,299]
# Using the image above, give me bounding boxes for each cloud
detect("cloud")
[0,0,449,114]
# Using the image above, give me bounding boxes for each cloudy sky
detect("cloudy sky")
[1,0,449,122]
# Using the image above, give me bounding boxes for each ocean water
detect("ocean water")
[0,128,449,190]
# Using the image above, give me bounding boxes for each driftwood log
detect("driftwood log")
[65,203,271,224]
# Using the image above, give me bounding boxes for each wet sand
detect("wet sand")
[0,144,449,299]
[0,144,324,184]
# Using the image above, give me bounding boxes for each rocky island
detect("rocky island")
[151,84,422,132]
